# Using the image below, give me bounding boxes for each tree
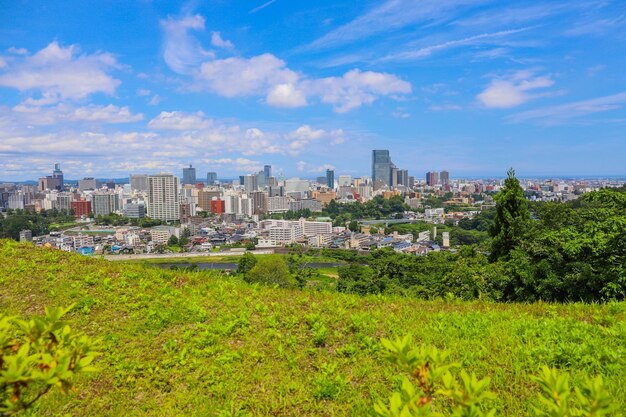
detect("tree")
[348,220,359,232]
[237,252,257,278]
[245,257,295,288]
[0,306,99,415]
[489,168,530,261]
[168,235,179,246]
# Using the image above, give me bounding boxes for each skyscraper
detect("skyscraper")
[52,163,64,190]
[147,173,180,221]
[264,165,272,180]
[326,169,335,189]
[426,171,439,186]
[182,164,196,185]
[206,172,217,186]
[372,150,392,187]
[130,174,149,191]
[440,170,450,185]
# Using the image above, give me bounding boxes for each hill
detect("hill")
[0,240,624,416]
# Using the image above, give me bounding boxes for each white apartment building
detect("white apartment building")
[147,173,180,221]
[269,225,303,244]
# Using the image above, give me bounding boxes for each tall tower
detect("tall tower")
[264,165,272,180]
[147,173,180,221]
[182,164,196,185]
[372,150,392,187]
[326,169,335,189]
[52,163,64,190]
[206,172,217,186]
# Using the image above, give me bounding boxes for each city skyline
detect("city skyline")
[2,1,626,181]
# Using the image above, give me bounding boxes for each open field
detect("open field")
[1,240,624,416]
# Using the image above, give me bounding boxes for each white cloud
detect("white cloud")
[266,83,307,108]
[7,47,28,55]
[198,53,299,97]
[429,104,462,111]
[202,157,263,173]
[211,32,234,49]
[508,92,626,125]
[148,111,212,130]
[160,14,214,75]
[477,70,554,108]
[0,41,121,104]
[9,103,143,124]
[161,15,411,112]
[137,88,151,96]
[249,0,277,14]
[287,125,345,154]
[302,69,412,113]
[149,95,161,106]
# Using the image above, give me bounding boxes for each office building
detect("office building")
[198,189,221,211]
[440,171,450,185]
[78,177,99,191]
[124,203,145,219]
[182,164,196,185]
[71,200,91,218]
[372,150,392,187]
[243,174,258,193]
[338,175,351,187]
[206,172,217,186]
[130,175,149,192]
[210,199,225,215]
[264,165,272,180]
[426,171,439,187]
[92,192,119,216]
[326,169,335,189]
[147,173,180,221]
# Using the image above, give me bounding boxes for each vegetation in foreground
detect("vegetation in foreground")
[1,240,624,416]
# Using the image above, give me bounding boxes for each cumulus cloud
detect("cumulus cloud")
[287,125,345,154]
[0,41,121,104]
[148,111,213,130]
[211,31,234,49]
[160,14,411,112]
[477,70,554,108]
[266,83,307,108]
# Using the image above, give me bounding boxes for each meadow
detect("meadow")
[1,239,624,416]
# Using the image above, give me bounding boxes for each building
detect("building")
[326,169,335,189]
[182,164,196,185]
[268,196,289,213]
[130,174,149,192]
[210,199,225,214]
[124,202,145,218]
[269,225,303,244]
[19,230,32,242]
[338,175,351,187]
[440,171,450,185]
[251,191,268,215]
[243,174,258,193]
[92,192,119,216]
[372,150,392,187]
[78,178,99,191]
[52,163,64,190]
[398,169,409,186]
[147,173,180,221]
[426,171,439,187]
[289,199,323,212]
[285,178,310,193]
[206,172,217,186]
[71,200,91,218]
[150,227,172,245]
[198,190,221,211]
[264,165,272,181]
[55,193,71,213]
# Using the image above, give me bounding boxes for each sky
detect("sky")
[1,0,625,181]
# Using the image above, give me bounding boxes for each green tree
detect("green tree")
[245,257,295,288]
[237,252,257,278]
[348,220,359,232]
[0,306,99,415]
[489,168,530,261]
[167,235,179,246]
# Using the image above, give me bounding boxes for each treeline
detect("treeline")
[0,208,75,240]
[337,172,626,302]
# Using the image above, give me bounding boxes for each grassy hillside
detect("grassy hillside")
[1,239,624,416]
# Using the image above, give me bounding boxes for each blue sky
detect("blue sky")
[1,0,625,181]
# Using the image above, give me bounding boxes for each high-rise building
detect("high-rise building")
[78,177,99,191]
[390,166,399,188]
[52,163,64,190]
[372,150,392,187]
[264,165,272,180]
[440,170,450,185]
[243,174,258,193]
[147,173,180,221]
[206,172,217,186]
[124,203,145,219]
[426,171,439,186]
[71,200,91,218]
[182,164,196,185]
[326,169,335,189]
[92,192,119,216]
[130,175,149,192]
[398,169,409,186]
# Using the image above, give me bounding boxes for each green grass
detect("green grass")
[0,239,624,416]
[122,253,346,265]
